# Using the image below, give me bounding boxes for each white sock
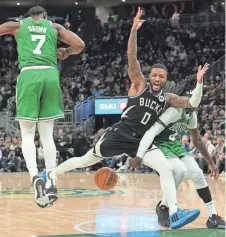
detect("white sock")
[204,201,217,217]
[19,121,38,178]
[52,149,101,174]
[38,120,56,188]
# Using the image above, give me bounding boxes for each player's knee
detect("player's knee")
[187,167,207,187]
[19,121,36,136]
[159,161,173,175]
[174,163,187,178]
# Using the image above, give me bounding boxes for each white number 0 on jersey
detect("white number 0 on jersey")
[32,35,46,55]
[141,112,151,125]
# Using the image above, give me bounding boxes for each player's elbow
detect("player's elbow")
[76,40,85,53]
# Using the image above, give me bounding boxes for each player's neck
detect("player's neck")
[32,15,44,22]
[149,87,162,97]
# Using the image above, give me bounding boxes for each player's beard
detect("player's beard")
[150,83,163,95]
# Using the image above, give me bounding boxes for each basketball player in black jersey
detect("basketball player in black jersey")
[45,7,208,229]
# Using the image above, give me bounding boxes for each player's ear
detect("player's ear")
[43,13,47,19]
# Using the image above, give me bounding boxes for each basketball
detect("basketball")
[94,167,118,190]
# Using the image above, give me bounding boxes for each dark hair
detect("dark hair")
[151,63,168,74]
[28,6,47,16]
[167,74,197,96]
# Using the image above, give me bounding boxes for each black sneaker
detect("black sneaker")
[206,214,225,229]
[46,185,58,207]
[156,201,170,228]
[32,175,49,208]
[45,171,58,207]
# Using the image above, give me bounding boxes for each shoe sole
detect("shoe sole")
[158,218,170,228]
[33,178,49,208]
[171,210,200,229]
[46,192,58,207]
[207,224,226,229]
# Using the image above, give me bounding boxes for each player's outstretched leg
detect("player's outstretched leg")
[19,120,49,208]
[143,149,200,229]
[46,149,102,192]
[38,120,58,207]
[181,156,225,229]
[48,149,102,175]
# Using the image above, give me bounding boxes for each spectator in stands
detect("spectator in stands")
[213,137,225,172]
[181,135,190,152]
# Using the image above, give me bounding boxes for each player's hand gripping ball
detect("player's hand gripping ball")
[94,167,118,190]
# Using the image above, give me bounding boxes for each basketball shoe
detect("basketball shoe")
[170,208,200,229]
[156,201,225,229]
[206,214,225,229]
[41,170,58,207]
[32,175,49,208]
[156,201,170,227]
[156,201,200,229]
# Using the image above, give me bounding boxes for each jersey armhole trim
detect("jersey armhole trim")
[19,20,23,25]
[49,20,53,26]
[129,86,148,98]
[157,119,167,128]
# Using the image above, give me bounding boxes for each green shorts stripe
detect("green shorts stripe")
[155,140,188,159]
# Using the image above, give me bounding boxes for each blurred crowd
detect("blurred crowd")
[0,9,225,174]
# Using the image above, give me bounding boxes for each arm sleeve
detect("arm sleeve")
[188,83,203,108]
[136,107,182,159]
[187,112,198,129]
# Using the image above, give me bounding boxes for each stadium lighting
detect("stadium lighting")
[122,0,126,2]
[75,1,78,4]
[17,2,20,5]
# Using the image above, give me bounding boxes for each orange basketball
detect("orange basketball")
[94,167,118,190]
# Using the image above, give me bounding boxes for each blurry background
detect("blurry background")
[0,0,225,175]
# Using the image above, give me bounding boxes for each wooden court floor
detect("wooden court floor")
[0,172,225,237]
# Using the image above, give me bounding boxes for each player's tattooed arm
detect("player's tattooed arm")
[166,63,209,108]
[127,7,146,90]
[0,21,20,36]
[189,128,215,166]
[166,94,192,108]
[189,128,219,180]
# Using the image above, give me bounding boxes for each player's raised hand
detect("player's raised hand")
[196,63,209,84]
[131,7,145,31]
[57,47,70,60]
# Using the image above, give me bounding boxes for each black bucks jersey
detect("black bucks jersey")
[120,86,167,137]
[93,86,167,158]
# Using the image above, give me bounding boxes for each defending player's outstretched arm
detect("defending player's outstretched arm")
[136,107,182,159]
[189,127,219,180]
[0,21,20,36]
[127,7,146,94]
[166,63,209,108]
[54,23,85,59]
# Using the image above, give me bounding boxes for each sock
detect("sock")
[38,120,56,188]
[197,187,217,217]
[204,201,217,217]
[53,149,102,174]
[19,121,38,179]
